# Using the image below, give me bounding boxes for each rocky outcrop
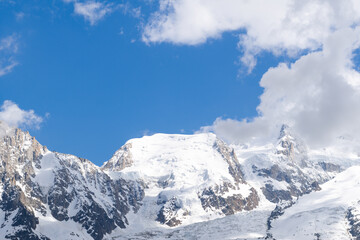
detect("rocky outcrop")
[256,163,322,203]
[102,143,133,171]
[197,140,260,215]
[276,124,308,166]
[199,184,259,215]
[156,196,182,227]
[213,139,245,184]
[347,205,360,239]
[318,161,341,172]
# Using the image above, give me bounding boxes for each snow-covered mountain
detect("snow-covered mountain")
[0,122,144,240]
[102,133,259,228]
[0,121,360,239]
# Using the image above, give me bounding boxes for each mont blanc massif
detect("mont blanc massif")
[0,121,359,240]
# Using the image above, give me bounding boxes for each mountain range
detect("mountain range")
[0,121,359,240]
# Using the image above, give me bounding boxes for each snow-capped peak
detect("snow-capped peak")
[103,133,259,227]
[276,124,307,162]
[278,124,292,139]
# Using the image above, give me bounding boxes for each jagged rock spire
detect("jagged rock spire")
[275,124,308,166]
[278,124,291,139]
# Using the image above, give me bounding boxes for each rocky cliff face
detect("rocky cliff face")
[198,139,259,217]
[347,203,360,240]
[0,125,144,240]
[243,124,340,204]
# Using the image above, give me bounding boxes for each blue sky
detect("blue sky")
[0,0,273,165]
[2,0,360,165]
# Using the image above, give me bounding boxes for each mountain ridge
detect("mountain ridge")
[0,122,359,239]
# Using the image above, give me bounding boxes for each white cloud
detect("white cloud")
[143,0,360,146]
[0,35,19,77]
[143,0,360,70]
[0,100,43,129]
[143,0,360,148]
[64,1,142,26]
[201,27,360,147]
[71,1,113,25]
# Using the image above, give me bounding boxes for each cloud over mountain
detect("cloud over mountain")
[143,0,360,147]
[0,100,43,130]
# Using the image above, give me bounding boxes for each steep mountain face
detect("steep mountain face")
[0,122,359,239]
[0,124,144,240]
[237,124,340,205]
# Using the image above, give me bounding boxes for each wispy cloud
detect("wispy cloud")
[15,12,25,21]
[73,1,113,25]
[0,34,19,77]
[63,0,114,26]
[0,100,44,129]
[64,0,143,26]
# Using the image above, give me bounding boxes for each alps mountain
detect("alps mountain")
[0,121,359,239]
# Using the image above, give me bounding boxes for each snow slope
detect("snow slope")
[271,166,360,240]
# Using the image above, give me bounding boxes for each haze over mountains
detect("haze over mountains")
[1,121,359,240]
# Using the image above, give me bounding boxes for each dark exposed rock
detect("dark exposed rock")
[314,233,321,240]
[262,184,293,203]
[47,168,73,221]
[347,206,360,239]
[213,139,245,183]
[199,185,259,215]
[102,143,133,171]
[156,197,182,227]
[318,161,341,172]
[72,201,119,240]
[0,185,42,239]
[258,164,293,183]
[266,201,294,231]
[185,139,261,217]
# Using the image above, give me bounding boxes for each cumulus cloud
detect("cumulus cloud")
[0,35,19,77]
[201,27,360,147]
[0,100,43,129]
[143,0,360,147]
[143,0,360,70]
